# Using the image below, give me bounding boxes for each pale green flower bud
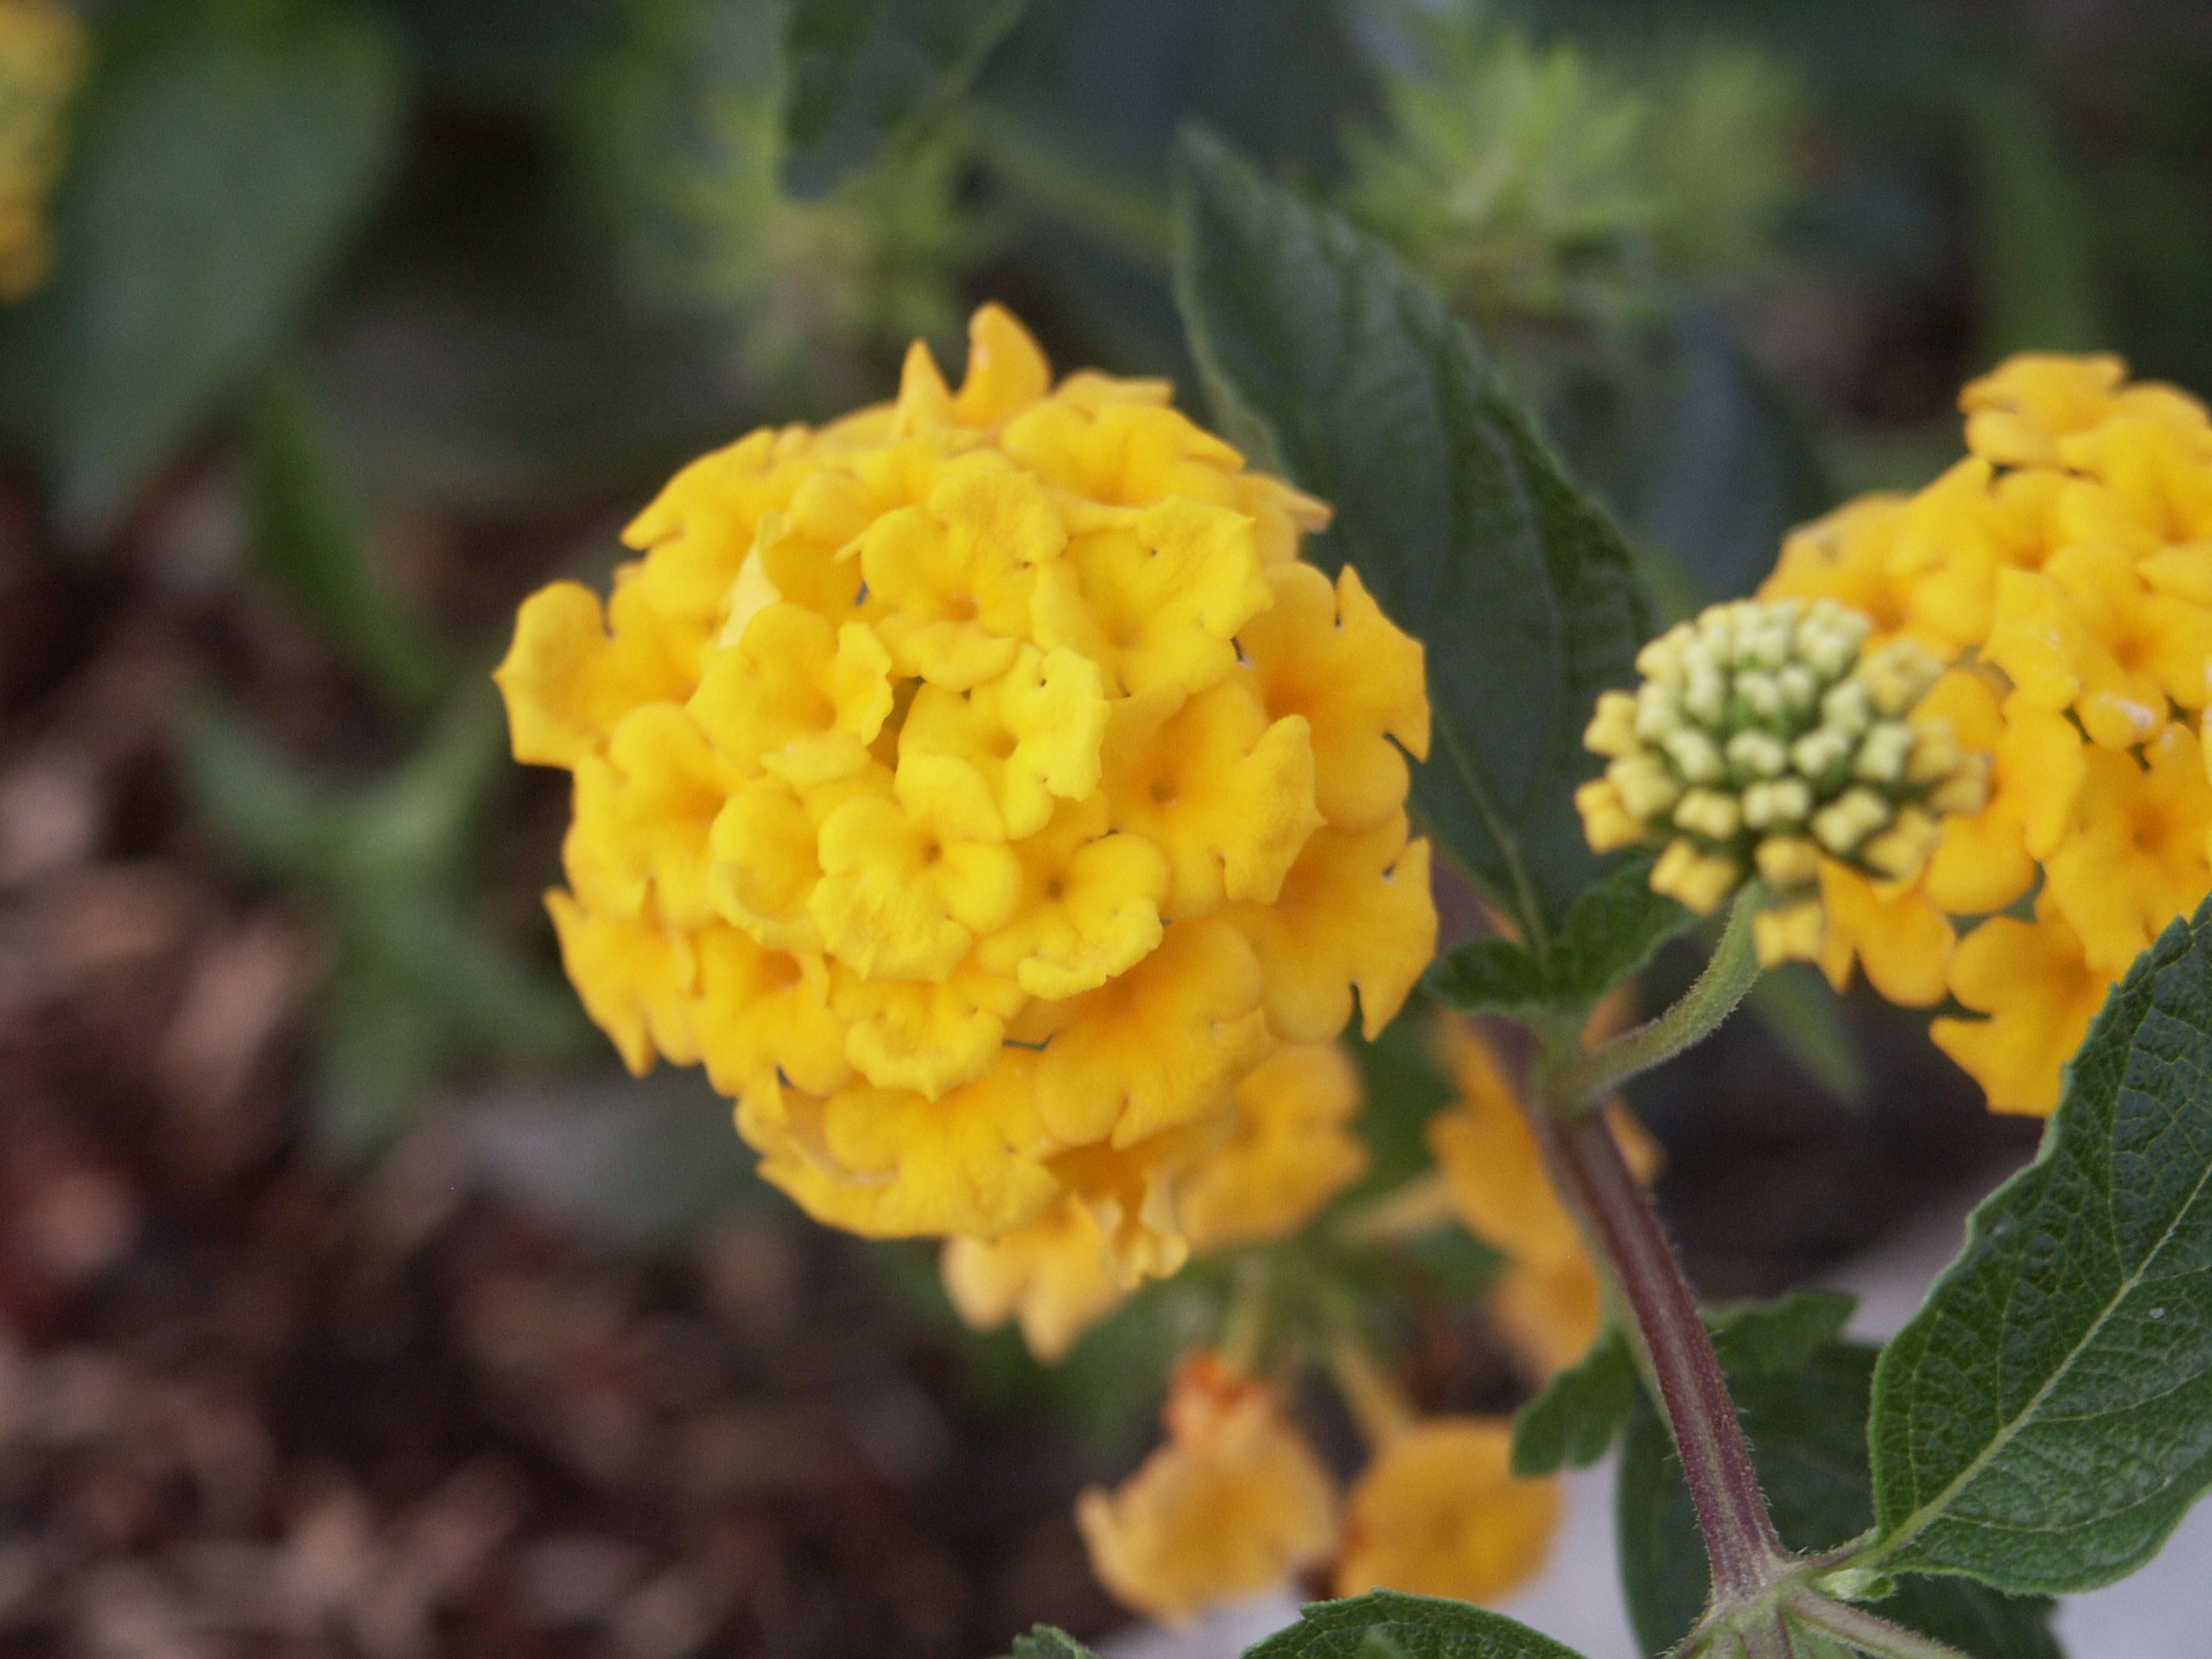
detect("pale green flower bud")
[1574,598,1990,918]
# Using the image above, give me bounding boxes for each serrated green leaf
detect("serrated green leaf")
[248,374,444,714]
[1,0,407,537]
[1424,937,1551,1021]
[1513,1329,1634,1476]
[1618,1343,2060,1659]
[1511,1290,1855,1478]
[1542,859,1694,1003]
[1172,131,1654,955]
[1866,894,2212,1594]
[779,0,1026,198]
[1242,1591,1586,1659]
[1429,859,1690,1024]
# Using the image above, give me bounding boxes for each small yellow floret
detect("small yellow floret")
[1076,1354,1339,1622]
[1333,1419,1562,1605]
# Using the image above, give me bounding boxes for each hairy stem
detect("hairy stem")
[1529,1092,1784,1599]
[1783,1592,1977,1659]
[1547,887,1763,1113]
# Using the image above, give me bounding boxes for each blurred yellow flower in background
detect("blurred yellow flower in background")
[499,305,1436,1268]
[1752,354,2212,1116]
[1075,1353,1339,1623]
[1333,1418,1561,1604]
[0,0,84,301]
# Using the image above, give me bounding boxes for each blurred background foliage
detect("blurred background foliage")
[1,0,2207,1650]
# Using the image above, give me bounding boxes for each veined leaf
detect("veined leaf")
[779,0,1027,198]
[1512,1329,1634,1477]
[1618,1344,2060,1659]
[1242,1591,1586,1659]
[1429,856,1690,1023]
[1173,131,1653,956]
[1866,894,2212,1593]
[1,0,407,537]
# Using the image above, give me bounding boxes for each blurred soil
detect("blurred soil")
[0,485,1116,1659]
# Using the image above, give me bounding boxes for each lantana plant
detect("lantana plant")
[499,125,2212,1659]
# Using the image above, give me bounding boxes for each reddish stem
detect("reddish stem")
[1531,1103,1785,1599]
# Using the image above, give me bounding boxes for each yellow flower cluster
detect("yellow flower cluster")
[498,305,1437,1267]
[1076,1351,1559,1624]
[0,0,84,301]
[943,1042,1369,1360]
[1576,596,1988,963]
[1429,1011,1656,1376]
[1758,354,2212,1115]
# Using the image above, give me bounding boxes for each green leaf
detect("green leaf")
[779,0,1027,198]
[1513,1329,1634,1476]
[1511,1290,1855,1478]
[1618,1343,2061,1659]
[175,695,334,879]
[1431,858,1692,1022]
[1172,130,1654,954]
[1866,894,2212,1594]
[2,0,407,537]
[247,374,444,714]
[177,687,586,1163]
[1745,963,1871,1107]
[1707,1288,1859,1377]
[1001,1629,1102,1659]
[1241,1591,1586,1659]
[1964,78,2107,362]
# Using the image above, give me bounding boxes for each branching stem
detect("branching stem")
[1521,887,1785,1605]
[1547,887,1763,1113]
[1782,1591,1978,1659]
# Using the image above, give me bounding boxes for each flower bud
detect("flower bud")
[1574,599,1990,941]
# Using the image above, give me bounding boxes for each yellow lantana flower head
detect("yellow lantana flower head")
[499,305,1437,1263]
[1751,354,2212,1116]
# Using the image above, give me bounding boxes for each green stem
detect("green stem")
[1783,1592,1976,1659]
[1547,886,1763,1113]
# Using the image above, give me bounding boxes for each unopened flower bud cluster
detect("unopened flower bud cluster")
[1577,597,1987,956]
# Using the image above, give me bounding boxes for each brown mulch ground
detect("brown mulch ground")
[0,486,1118,1659]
